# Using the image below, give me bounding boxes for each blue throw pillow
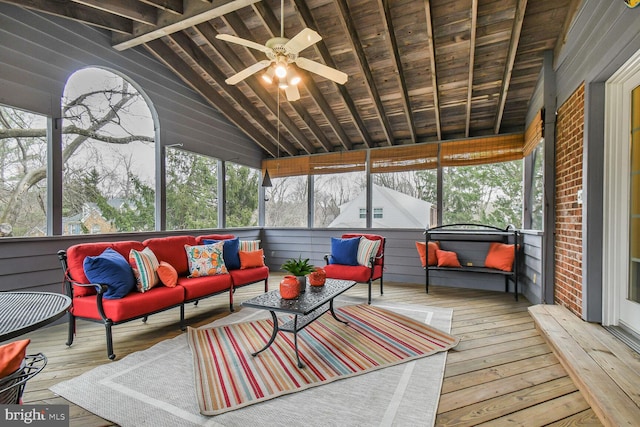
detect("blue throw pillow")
[329,237,361,266]
[203,237,240,270]
[83,247,136,299]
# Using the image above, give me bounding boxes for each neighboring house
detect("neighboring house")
[63,202,118,235]
[329,184,434,228]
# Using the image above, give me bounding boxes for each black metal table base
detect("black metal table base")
[251,300,349,368]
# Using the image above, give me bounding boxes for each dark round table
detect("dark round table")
[0,292,71,342]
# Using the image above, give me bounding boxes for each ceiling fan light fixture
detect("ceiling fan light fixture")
[275,61,287,78]
[287,70,301,86]
[261,67,275,84]
[278,79,289,89]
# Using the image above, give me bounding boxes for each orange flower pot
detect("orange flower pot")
[308,267,326,287]
[279,275,300,299]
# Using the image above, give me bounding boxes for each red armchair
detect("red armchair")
[323,233,386,304]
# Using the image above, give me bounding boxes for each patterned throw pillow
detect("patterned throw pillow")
[129,247,160,292]
[239,240,261,252]
[357,237,381,267]
[184,242,228,278]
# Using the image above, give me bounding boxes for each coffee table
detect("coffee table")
[242,278,356,368]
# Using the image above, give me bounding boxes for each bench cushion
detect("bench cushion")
[324,264,383,283]
[143,235,196,276]
[177,274,232,301]
[70,285,184,322]
[229,266,269,288]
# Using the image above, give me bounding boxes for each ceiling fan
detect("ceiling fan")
[216,0,348,101]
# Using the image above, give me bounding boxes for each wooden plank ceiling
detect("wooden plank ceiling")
[3,0,577,159]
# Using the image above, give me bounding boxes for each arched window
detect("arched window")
[61,68,156,234]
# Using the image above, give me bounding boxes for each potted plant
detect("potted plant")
[281,256,315,292]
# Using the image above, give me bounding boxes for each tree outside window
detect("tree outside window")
[0,106,48,237]
[225,162,259,227]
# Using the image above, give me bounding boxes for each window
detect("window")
[530,143,544,230]
[314,171,366,228]
[265,175,308,227]
[225,162,259,227]
[442,160,522,228]
[0,105,48,237]
[359,209,366,219]
[166,148,218,230]
[372,170,436,228]
[62,68,156,234]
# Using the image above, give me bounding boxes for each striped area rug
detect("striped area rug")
[187,304,459,415]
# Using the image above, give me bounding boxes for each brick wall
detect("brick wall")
[554,83,585,316]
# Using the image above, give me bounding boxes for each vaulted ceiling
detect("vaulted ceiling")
[2,0,578,159]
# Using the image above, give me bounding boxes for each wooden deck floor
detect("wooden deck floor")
[15,276,604,426]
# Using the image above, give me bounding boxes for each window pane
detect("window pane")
[225,162,258,227]
[372,170,436,228]
[313,172,365,228]
[166,148,218,230]
[265,175,308,227]
[0,105,48,237]
[531,143,544,230]
[62,68,155,234]
[442,161,522,228]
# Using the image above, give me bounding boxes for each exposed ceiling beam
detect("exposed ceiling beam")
[465,0,478,138]
[143,39,278,156]
[2,0,132,34]
[334,0,394,146]
[112,0,261,51]
[71,0,157,25]
[219,13,317,155]
[138,0,183,15]
[251,3,334,153]
[168,31,292,155]
[380,0,417,144]
[292,0,372,149]
[424,0,442,141]
[494,0,527,134]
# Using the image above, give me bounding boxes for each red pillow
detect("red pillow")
[415,241,440,267]
[436,249,461,268]
[484,242,515,271]
[239,249,265,269]
[0,339,29,378]
[156,261,178,287]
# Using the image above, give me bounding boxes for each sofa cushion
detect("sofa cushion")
[129,247,160,292]
[356,237,381,267]
[436,249,461,268]
[143,235,196,276]
[239,249,265,269]
[484,242,515,271]
[83,248,137,299]
[184,242,228,277]
[203,237,240,270]
[70,285,184,322]
[229,266,269,288]
[329,236,360,266]
[239,240,261,252]
[176,274,232,301]
[195,234,235,245]
[324,264,383,283]
[66,241,144,297]
[0,339,29,378]
[156,261,178,287]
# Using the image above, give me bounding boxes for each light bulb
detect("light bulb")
[278,80,288,89]
[287,72,301,86]
[275,62,287,78]
[261,67,275,84]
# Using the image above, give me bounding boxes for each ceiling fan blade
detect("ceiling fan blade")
[295,57,348,85]
[216,34,272,54]
[284,28,322,54]
[285,84,300,101]
[225,60,272,85]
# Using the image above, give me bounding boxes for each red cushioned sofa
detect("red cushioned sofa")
[324,233,386,304]
[58,234,268,360]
